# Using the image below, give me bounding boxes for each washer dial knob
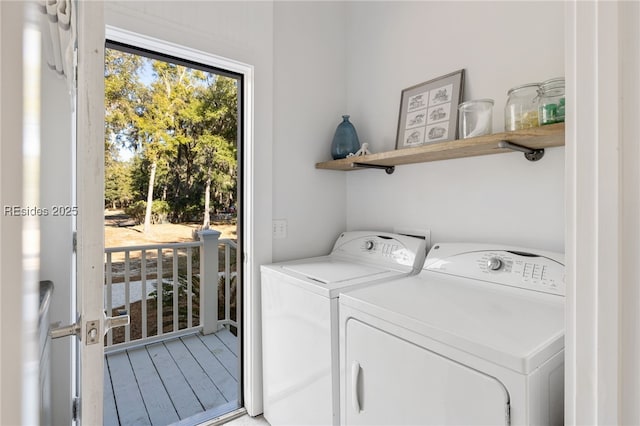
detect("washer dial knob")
[487,257,503,271]
[365,240,375,251]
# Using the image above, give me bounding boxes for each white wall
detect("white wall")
[272,1,349,261]
[0,3,26,425]
[39,69,74,426]
[344,1,565,252]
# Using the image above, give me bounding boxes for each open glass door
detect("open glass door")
[73,3,109,424]
[32,2,120,425]
[48,3,126,425]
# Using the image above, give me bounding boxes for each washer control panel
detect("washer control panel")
[331,231,427,271]
[425,243,565,296]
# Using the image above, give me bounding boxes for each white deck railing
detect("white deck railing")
[104,230,238,352]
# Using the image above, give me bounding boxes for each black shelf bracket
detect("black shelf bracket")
[352,162,396,174]
[498,140,545,162]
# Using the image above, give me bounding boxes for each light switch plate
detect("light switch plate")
[273,219,287,239]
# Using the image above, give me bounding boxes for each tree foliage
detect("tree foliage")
[105,150,133,208]
[104,48,238,230]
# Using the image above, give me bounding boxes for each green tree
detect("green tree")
[105,157,133,208]
[104,49,144,151]
[134,61,201,232]
[196,76,238,228]
[104,49,143,209]
[105,49,239,229]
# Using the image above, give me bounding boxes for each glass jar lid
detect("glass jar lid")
[458,99,494,109]
[540,77,565,90]
[507,83,541,95]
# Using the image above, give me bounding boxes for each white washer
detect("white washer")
[261,231,427,426]
[339,243,565,426]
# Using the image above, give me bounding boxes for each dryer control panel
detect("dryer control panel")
[424,243,565,296]
[331,231,427,272]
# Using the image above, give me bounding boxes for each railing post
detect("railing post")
[199,229,220,335]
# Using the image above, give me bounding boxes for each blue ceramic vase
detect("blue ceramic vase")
[331,115,361,160]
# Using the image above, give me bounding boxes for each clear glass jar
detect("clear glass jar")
[458,99,494,139]
[504,83,540,131]
[538,77,565,125]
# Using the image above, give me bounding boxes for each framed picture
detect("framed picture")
[395,69,465,149]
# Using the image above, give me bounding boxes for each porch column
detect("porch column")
[199,229,220,335]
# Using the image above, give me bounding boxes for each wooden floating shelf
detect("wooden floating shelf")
[315,122,565,172]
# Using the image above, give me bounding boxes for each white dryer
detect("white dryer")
[261,231,427,426]
[339,243,565,426]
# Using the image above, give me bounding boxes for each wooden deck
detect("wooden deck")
[104,329,240,426]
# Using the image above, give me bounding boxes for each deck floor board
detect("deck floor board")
[104,329,238,426]
[216,327,239,356]
[182,334,237,402]
[104,362,120,426]
[197,331,239,380]
[128,346,180,425]
[163,338,228,410]
[107,351,152,425]
[145,342,203,419]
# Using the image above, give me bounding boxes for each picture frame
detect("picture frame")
[395,69,465,149]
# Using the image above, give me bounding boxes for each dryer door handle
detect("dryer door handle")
[351,361,361,413]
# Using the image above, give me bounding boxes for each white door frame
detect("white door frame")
[565,1,640,424]
[104,24,259,416]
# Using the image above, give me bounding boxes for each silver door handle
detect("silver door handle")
[50,313,129,345]
[105,313,129,334]
[50,321,81,340]
[50,317,100,344]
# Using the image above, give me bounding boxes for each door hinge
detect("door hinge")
[73,47,78,90]
[72,397,80,422]
[72,231,77,253]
